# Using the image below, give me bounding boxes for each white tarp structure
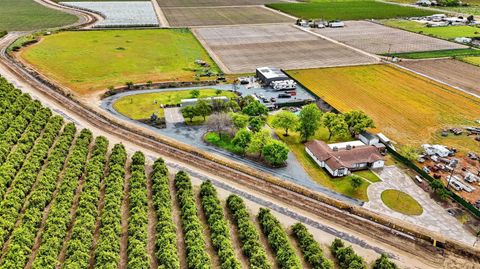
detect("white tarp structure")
[61,1,159,28]
[422,144,450,157]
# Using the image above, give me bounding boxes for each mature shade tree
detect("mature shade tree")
[271,110,299,136]
[373,254,398,269]
[298,104,322,142]
[230,113,249,129]
[262,140,289,166]
[242,100,268,117]
[194,99,212,121]
[322,112,348,140]
[232,129,252,154]
[344,110,375,137]
[397,145,420,161]
[350,175,363,190]
[227,99,241,112]
[249,116,266,133]
[247,129,271,157]
[206,113,233,135]
[181,106,196,122]
[190,89,200,98]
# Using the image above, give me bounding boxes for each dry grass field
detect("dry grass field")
[156,0,282,6]
[163,6,293,26]
[398,59,480,97]
[313,21,466,54]
[287,64,480,150]
[193,24,378,73]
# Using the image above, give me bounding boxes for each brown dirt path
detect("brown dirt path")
[169,174,188,269]
[119,160,132,269]
[145,165,158,269]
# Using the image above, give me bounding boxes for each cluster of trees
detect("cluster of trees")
[63,136,109,268]
[429,179,451,201]
[199,181,241,269]
[257,208,302,269]
[330,238,366,269]
[31,129,93,269]
[94,144,128,268]
[151,158,180,268]
[0,123,76,269]
[291,223,333,269]
[0,115,62,247]
[0,82,21,115]
[174,171,211,268]
[0,107,51,198]
[226,195,271,269]
[0,94,35,134]
[127,152,150,269]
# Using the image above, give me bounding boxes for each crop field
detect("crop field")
[156,0,282,7]
[61,1,159,27]
[113,89,237,119]
[0,77,393,269]
[193,24,378,73]
[0,0,78,31]
[266,0,435,20]
[20,29,219,95]
[287,64,480,150]
[314,21,466,54]
[462,56,480,66]
[382,20,480,39]
[398,59,480,97]
[386,48,480,59]
[163,6,293,26]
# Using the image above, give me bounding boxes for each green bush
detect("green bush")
[330,238,366,269]
[291,223,333,269]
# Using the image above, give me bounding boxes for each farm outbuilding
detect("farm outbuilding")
[256,67,290,85]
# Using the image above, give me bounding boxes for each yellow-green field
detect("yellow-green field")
[287,65,480,151]
[381,189,423,216]
[461,56,480,66]
[113,89,236,120]
[20,29,219,95]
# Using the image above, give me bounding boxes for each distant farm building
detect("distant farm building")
[256,67,290,85]
[305,140,385,177]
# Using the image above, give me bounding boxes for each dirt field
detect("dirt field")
[287,64,480,148]
[398,59,480,97]
[163,6,293,26]
[156,0,283,7]
[313,21,466,54]
[193,24,379,73]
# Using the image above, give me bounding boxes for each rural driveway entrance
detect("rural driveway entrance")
[164,107,184,127]
[364,166,476,245]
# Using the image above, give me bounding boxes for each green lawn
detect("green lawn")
[20,29,219,95]
[438,5,480,16]
[204,132,244,154]
[0,0,77,31]
[266,0,435,20]
[113,89,236,120]
[385,48,480,59]
[381,189,423,216]
[383,20,480,39]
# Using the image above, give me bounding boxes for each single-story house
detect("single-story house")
[305,140,385,177]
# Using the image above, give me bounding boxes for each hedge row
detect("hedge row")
[257,208,302,269]
[150,158,179,268]
[0,80,20,115]
[63,136,109,269]
[0,107,51,198]
[0,123,76,269]
[94,143,128,268]
[174,171,211,269]
[0,115,63,247]
[291,223,333,269]
[330,238,366,269]
[0,94,33,135]
[226,195,271,269]
[31,129,93,269]
[127,152,150,269]
[200,181,241,269]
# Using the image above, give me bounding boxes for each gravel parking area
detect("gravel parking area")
[61,1,159,27]
[193,24,379,73]
[156,0,282,7]
[313,21,466,54]
[163,6,293,26]
[398,59,480,98]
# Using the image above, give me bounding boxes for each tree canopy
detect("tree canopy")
[272,110,299,136]
[298,104,322,142]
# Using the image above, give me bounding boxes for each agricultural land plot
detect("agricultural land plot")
[398,59,480,97]
[19,29,219,95]
[0,0,78,31]
[313,21,467,54]
[163,6,293,27]
[266,0,435,20]
[192,24,379,74]
[287,64,480,151]
[382,20,480,40]
[462,56,480,66]
[156,0,282,7]
[386,48,480,59]
[60,1,159,27]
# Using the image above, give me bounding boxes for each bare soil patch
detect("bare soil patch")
[398,59,480,97]
[314,21,466,54]
[163,6,293,27]
[193,24,378,73]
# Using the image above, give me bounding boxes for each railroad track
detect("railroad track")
[1,1,479,264]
